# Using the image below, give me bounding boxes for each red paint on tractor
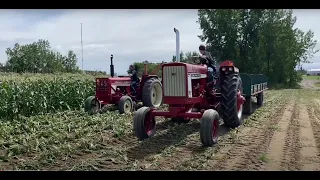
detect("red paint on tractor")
[220,60,234,67]
[212,118,219,138]
[144,111,155,136]
[237,90,245,112]
[91,55,164,107]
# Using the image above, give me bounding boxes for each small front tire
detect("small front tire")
[118,96,133,114]
[133,107,156,140]
[84,96,101,115]
[200,109,220,147]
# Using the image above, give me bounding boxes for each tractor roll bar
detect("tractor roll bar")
[174,28,180,62]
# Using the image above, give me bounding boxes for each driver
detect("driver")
[199,44,216,83]
[129,65,138,95]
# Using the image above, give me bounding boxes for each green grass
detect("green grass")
[315,82,320,87]
[303,75,320,80]
[258,153,269,163]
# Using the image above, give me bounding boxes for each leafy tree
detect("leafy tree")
[197,9,318,87]
[4,39,80,73]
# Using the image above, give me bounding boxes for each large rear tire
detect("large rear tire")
[118,96,133,114]
[221,74,243,129]
[84,96,101,115]
[200,109,220,147]
[142,78,163,108]
[133,107,156,140]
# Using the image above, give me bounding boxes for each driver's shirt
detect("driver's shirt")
[131,70,138,82]
[201,51,215,68]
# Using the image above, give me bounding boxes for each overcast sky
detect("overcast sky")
[0,9,319,74]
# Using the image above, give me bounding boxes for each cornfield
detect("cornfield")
[0,73,100,120]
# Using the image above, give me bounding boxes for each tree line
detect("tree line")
[0,39,80,73]
[197,9,318,87]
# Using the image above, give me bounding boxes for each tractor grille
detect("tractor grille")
[96,79,108,92]
[163,66,186,97]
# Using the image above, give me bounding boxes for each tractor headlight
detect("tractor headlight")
[229,67,233,71]
[222,67,226,71]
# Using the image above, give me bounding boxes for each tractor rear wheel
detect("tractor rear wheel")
[142,78,163,108]
[200,109,220,147]
[133,107,156,140]
[221,74,244,129]
[84,96,101,115]
[257,92,264,106]
[118,96,133,114]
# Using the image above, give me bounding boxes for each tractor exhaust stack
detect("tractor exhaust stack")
[110,54,114,77]
[174,28,180,62]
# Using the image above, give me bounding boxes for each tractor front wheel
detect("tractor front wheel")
[118,96,133,114]
[84,96,101,115]
[133,107,156,140]
[142,78,163,108]
[200,109,220,147]
[221,74,244,129]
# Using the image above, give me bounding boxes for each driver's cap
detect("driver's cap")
[199,44,206,51]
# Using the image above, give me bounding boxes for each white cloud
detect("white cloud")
[0,9,203,74]
[0,9,319,74]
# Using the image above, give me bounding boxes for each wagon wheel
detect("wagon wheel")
[133,107,156,140]
[257,91,264,106]
[84,96,101,115]
[118,96,133,114]
[200,109,220,147]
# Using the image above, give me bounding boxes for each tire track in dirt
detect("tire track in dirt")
[131,90,285,170]
[304,98,320,170]
[203,90,295,171]
[263,101,295,170]
[158,90,287,170]
[301,80,319,89]
[277,102,301,171]
[297,104,320,171]
[233,98,298,170]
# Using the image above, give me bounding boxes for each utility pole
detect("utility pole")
[81,23,84,71]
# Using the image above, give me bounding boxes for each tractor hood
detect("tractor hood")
[108,77,132,85]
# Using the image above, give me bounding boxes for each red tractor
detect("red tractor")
[84,55,163,114]
[133,28,267,147]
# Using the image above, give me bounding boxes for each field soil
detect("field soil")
[1,80,320,171]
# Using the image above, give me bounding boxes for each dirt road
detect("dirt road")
[300,79,320,89]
